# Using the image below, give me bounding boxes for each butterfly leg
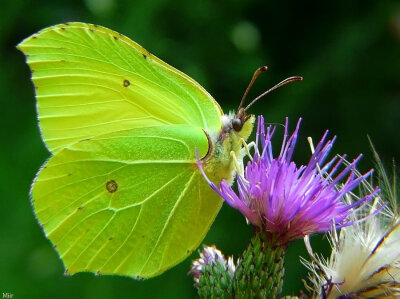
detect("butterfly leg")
[230,150,244,176]
[239,139,256,161]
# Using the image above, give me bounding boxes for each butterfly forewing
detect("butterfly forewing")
[18,22,222,153]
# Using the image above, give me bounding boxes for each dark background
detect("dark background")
[1,0,400,298]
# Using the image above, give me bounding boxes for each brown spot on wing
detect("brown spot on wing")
[106,180,118,193]
[123,79,130,87]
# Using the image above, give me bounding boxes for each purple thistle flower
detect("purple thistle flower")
[198,116,379,244]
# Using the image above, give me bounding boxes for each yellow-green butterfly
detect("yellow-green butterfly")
[18,22,300,279]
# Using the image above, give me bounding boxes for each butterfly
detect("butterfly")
[18,22,301,279]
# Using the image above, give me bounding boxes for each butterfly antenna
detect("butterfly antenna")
[238,66,269,111]
[244,76,303,111]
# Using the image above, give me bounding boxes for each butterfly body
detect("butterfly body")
[18,23,253,278]
[205,113,254,184]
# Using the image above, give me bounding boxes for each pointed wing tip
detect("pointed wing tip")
[16,22,101,54]
[16,37,30,53]
[16,33,41,55]
[15,22,74,50]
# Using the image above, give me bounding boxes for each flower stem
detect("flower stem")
[233,232,286,299]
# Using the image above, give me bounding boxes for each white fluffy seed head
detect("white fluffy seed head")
[303,177,400,298]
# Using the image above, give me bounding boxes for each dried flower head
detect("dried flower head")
[199,116,378,244]
[304,154,400,298]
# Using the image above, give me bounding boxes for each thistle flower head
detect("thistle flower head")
[199,116,378,244]
[189,245,235,287]
[304,155,400,298]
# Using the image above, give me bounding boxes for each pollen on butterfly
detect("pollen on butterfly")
[106,180,118,193]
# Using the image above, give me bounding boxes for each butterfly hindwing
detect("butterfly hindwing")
[17,22,223,153]
[32,125,222,278]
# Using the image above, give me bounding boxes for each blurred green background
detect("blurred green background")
[1,0,400,298]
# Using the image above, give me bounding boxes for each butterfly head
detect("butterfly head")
[232,107,249,132]
[220,109,255,142]
[204,67,301,183]
[232,107,254,140]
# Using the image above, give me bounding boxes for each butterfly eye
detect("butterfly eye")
[232,118,243,132]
